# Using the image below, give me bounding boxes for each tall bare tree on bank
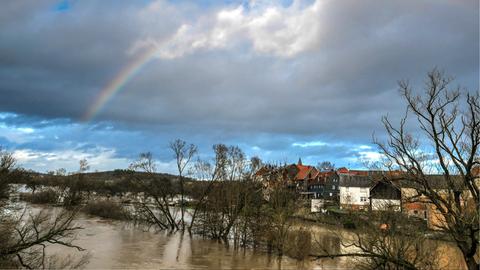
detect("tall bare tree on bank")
[375,69,479,269]
[170,139,197,231]
[312,69,479,269]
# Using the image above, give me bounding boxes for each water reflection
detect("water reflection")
[48,214,343,269]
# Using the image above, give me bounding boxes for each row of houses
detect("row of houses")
[255,159,479,230]
[254,159,385,206]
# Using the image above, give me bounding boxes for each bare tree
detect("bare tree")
[79,159,89,173]
[193,145,255,240]
[374,69,479,269]
[129,152,156,173]
[56,168,67,176]
[129,152,179,231]
[310,69,479,269]
[170,139,197,231]
[0,148,88,269]
[0,209,88,269]
[0,146,16,172]
[317,161,335,172]
[0,146,16,200]
[248,156,263,177]
[312,211,439,270]
[63,159,90,206]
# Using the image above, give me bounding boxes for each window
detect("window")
[360,197,367,202]
[329,193,333,197]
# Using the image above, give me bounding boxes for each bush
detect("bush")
[21,189,59,204]
[83,200,130,220]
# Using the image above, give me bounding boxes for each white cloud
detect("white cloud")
[13,146,179,174]
[0,123,37,143]
[139,0,322,59]
[13,148,126,173]
[292,140,328,147]
[356,150,382,162]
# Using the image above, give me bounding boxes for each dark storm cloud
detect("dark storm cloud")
[0,0,477,170]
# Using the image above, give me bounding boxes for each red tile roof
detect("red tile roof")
[295,165,319,181]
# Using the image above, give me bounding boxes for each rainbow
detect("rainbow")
[82,46,159,122]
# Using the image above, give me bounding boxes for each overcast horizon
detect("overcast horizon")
[0,0,478,174]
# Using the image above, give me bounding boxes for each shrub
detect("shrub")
[21,189,59,204]
[83,200,130,220]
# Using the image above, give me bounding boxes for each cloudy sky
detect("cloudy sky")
[0,0,478,173]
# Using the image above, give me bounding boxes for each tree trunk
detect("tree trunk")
[464,256,479,270]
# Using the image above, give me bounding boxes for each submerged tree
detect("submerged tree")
[188,144,229,233]
[170,139,197,231]
[129,152,180,231]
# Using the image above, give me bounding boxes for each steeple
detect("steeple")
[297,158,302,166]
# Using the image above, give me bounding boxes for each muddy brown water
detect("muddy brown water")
[45,212,346,269]
[17,200,466,270]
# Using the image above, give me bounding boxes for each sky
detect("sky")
[0,0,478,173]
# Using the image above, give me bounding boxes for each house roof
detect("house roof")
[339,175,373,188]
[295,165,317,180]
[385,174,466,191]
[337,167,371,176]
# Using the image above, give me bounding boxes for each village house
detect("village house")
[294,158,320,196]
[369,181,402,211]
[339,174,372,210]
[307,170,339,201]
[253,163,298,199]
[368,173,479,230]
[255,159,341,202]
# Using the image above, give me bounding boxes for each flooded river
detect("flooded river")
[11,195,466,270]
[46,212,466,270]
[47,213,345,269]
